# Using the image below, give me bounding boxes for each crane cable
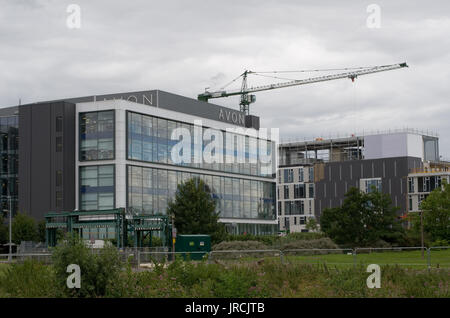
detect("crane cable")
[249,65,381,74]
[218,66,379,90]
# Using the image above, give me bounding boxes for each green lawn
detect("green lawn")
[284,249,450,268]
[210,249,450,269]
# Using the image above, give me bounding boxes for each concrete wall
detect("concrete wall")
[18,102,76,220]
[364,133,424,160]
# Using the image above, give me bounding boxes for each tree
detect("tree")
[167,177,226,244]
[419,180,450,243]
[37,220,47,243]
[320,187,403,247]
[305,217,319,232]
[12,213,38,244]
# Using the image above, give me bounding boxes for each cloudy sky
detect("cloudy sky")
[1,0,449,157]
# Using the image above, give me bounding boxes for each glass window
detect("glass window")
[294,201,304,215]
[80,111,114,161]
[125,112,276,179]
[298,168,304,182]
[157,118,168,164]
[56,116,63,132]
[362,178,382,193]
[308,183,314,198]
[308,167,314,182]
[408,177,414,193]
[167,120,177,165]
[294,184,305,199]
[80,165,114,210]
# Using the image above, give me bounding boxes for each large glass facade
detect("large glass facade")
[0,115,19,216]
[127,165,276,220]
[127,111,276,178]
[80,165,115,210]
[80,111,115,161]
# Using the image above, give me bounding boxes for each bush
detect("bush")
[52,234,123,297]
[430,239,450,247]
[212,240,270,251]
[223,232,328,247]
[280,238,340,255]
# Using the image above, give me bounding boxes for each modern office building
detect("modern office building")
[277,129,443,233]
[0,90,278,237]
[407,167,449,213]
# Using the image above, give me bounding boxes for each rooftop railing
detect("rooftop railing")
[280,128,439,144]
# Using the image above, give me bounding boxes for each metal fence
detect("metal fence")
[0,253,53,264]
[1,246,449,269]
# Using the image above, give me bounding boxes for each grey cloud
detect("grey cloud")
[0,0,449,156]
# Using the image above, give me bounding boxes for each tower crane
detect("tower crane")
[198,62,408,115]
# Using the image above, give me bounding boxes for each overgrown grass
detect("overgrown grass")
[0,258,448,298]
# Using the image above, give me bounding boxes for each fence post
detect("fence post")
[353,248,357,269]
[137,250,140,269]
[427,248,431,270]
[279,250,284,265]
[207,251,212,264]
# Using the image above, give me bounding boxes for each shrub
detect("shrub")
[52,234,123,297]
[212,240,269,251]
[225,234,279,246]
[430,239,450,248]
[223,232,328,247]
[280,238,340,255]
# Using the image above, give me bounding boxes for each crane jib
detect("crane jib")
[197,62,408,111]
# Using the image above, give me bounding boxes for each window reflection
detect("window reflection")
[126,111,276,178]
[80,111,114,161]
[127,165,276,220]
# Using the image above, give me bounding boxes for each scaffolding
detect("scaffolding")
[279,135,364,167]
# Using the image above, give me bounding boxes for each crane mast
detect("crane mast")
[198,62,408,115]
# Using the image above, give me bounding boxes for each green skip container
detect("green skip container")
[174,234,211,260]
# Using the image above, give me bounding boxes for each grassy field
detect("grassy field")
[209,249,450,269]
[285,249,450,268]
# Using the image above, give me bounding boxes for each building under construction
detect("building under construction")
[277,129,447,233]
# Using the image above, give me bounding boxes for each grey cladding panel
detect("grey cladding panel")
[18,102,76,220]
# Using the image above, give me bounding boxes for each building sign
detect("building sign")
[218,109,246,126]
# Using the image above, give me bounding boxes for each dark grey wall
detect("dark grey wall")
[18,102,75,220]
[315,156,423,220]
[57,89,258,128]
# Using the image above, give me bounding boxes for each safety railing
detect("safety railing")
[353,247,429,268]
[137,251,209,268]
[1,246,449,269]
[0,253,53,264]
[283,248,354,266]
